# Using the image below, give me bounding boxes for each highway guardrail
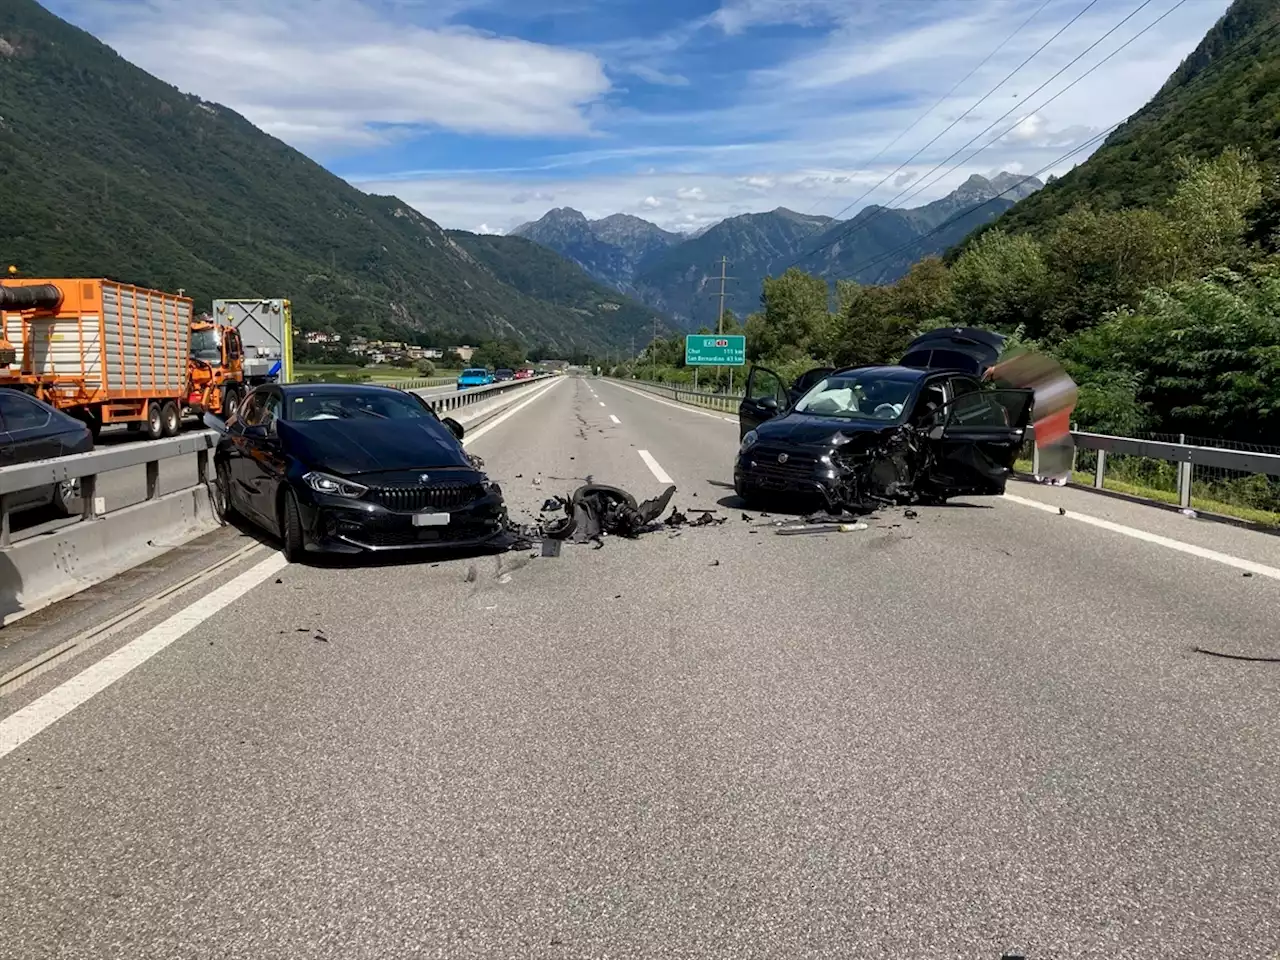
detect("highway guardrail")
[610,377,1280,520]
[0,374,555,623]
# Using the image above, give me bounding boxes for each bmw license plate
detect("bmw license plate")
[412,512,450,527]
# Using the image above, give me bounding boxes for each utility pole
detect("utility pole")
[652,315,658,382]
[713,256,736,395]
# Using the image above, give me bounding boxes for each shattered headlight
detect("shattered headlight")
[740,429,759,452]
[302,471,368,499]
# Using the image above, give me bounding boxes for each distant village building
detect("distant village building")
[451,345,476,362]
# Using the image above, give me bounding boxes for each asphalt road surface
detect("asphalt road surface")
[6,383,472,543]
[1,376,1277,959]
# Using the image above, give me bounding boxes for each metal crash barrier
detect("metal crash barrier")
[612,377,1280,523]
[0,374,555,623]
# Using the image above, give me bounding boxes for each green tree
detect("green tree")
[748,268,832,362]
[416,358,437,377]
[1164,148,1263,274]
[949,229,1050,330]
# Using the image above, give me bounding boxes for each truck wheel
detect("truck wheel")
[160,400,181,437]
[145,401,164,440]
[223,385,242,417]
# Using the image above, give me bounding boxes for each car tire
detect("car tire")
[734,478,761,508]
[212,460,237,523]
[160,399,181,437]
[51,479,82,517]
[279,489,306,562]
[144,401,164,440]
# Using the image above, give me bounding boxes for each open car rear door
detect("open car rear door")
[922,388,1034,496]
[739,366,789,439]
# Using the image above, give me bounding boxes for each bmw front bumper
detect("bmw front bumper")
[293,484,507,553]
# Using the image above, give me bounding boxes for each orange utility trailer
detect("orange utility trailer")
[0,278,193,440]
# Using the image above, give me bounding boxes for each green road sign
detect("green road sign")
[685,334,746,365]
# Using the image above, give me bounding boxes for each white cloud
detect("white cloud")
[59,0,611,148]
[475,223,501,234]
[641,196,663,208]
[676,186,707,201]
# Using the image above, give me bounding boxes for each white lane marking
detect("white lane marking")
[0,552,289,761]
[637,450,673,484]
[1002,492,1280,581]
[610,381,736,423]
[599,401,606,407]
[609,414,621,424]
[1,541,266,698]
[461,379,561,446]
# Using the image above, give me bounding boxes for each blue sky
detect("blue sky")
[52,0,1233,234]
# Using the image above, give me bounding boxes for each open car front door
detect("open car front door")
[922,387,1034,497]
[739,366,788,440]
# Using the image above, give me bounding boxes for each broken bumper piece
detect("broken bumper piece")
[543,483,678,543]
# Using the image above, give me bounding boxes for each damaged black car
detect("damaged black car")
[735,327,1033,512]
[207,382,506,561]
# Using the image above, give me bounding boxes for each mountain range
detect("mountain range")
[0,0,669,353]
[2,0,1266,353]
[511,172,1043,329]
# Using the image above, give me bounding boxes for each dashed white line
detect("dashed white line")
[609,415,620,424]
[0,552,289,760]
[461,378,561,445]
[1002,492,1280,581]
[599,401,606,407]
[637,450,673,484]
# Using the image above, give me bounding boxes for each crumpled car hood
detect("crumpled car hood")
[754,414,893,447]
[277,419,471,476]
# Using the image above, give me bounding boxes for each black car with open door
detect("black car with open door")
[733,328,1033,511]
[206,382,507,561]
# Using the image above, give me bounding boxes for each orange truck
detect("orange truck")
[0,277,249,440]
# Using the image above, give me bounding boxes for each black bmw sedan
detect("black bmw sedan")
[206,382,506,561]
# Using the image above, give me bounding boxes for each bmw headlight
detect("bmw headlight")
[302,471,368,499]
[740,429,759,452]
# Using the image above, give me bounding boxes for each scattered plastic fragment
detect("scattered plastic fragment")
[1180,508,1197,519]
[776,522,869,536]
[903,508,918,519]
[541,539,562,557]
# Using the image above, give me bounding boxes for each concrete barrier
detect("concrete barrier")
[0,376,555,626]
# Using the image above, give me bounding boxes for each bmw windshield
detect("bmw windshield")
[286,390,435,421]
[791,374,916,423]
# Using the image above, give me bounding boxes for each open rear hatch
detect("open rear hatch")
[899,327,1005,376]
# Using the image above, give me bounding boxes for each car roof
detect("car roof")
[826,364,933,381]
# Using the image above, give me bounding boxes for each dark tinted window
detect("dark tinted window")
[0,391,52,431]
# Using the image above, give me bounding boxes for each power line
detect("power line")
[853,126,1120,282]
[887,0,1188,220]
[839,8,1280,281]
[800,0,1104,241]
[790,0,1165,269]
[799,0,1055,217]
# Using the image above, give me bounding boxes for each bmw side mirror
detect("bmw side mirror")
[443,416,464,440]
[758,397,779,413]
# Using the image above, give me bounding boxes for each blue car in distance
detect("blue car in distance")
[457,367,493,390]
